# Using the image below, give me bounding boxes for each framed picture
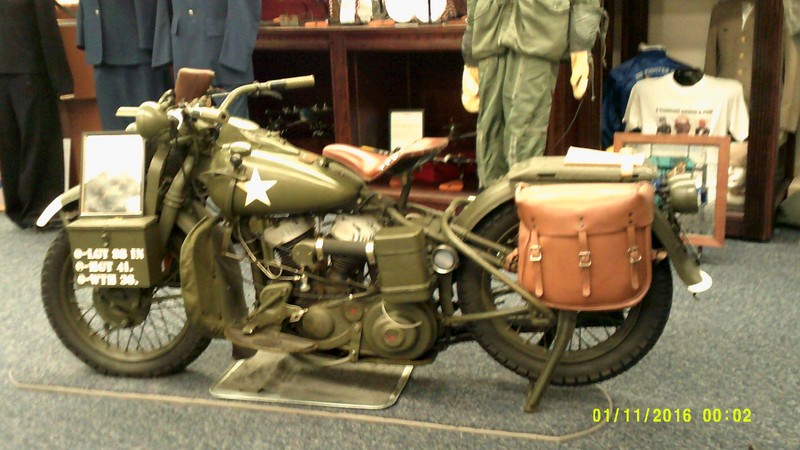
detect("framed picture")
[80,132,146,217]
[613,133,730,248]
[389,109,424,151]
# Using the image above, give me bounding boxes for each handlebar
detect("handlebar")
[261,75,316,91]
[218,75,315,113]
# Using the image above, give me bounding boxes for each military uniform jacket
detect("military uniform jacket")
[785,0,800,47]
[152,0,261,87]
[704,0,754,104]
[0,0,73,96]
[705,0,800,132]
[77,0,159,66]
[468,0,603,62]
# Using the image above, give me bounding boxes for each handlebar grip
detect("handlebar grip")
[116,106,139,118]
[264,75,316,91]
[190,106,228,122]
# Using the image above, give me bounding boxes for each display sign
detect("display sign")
[390,109,424,151]
[80,132,146,216]
[66,216,161,288]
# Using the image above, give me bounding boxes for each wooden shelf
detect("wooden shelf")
[253,24,479,209]
[255,24,468,147]
[252,23,602,209]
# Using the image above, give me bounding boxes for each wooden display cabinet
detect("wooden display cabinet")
[252,24,601,206]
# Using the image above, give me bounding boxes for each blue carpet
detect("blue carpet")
[1,215,798,449]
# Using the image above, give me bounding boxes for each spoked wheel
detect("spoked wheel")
[457,204,673,386]
[41,231,211,376]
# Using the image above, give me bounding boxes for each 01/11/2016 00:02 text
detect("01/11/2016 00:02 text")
[592,408,753,423]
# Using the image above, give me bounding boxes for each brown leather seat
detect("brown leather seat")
[322,137,449,182]
[174,68,216,103]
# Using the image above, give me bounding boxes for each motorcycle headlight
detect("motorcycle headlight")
[135,101,171,140]
[668,173,700,213]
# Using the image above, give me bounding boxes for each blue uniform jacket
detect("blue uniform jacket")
[602,49,688,148]
[152,0,261,87]
[77,0,159,66]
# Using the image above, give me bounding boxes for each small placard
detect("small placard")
[80,133,146,216]
[66,216,161,288]
[389,109,424,151]
[71,246,146,287]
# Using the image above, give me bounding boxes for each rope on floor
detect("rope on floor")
[9,370,611,443]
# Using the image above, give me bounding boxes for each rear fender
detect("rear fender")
[451,180,515,231]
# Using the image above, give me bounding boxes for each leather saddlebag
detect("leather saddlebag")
[515,182,655,311]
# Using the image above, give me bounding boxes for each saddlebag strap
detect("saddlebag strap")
[527,228,544,298]
[578,229,591,297]
[627,220,642,290]
[504,248,519,272]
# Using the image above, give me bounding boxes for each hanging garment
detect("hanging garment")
[469,0,604,187]
[0,0,73,228]
[623,74,749,141]
[77,0,172,130]
[153,0,261,118]
[601,48,688,148]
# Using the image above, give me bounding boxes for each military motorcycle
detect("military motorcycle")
[38,70,711,411]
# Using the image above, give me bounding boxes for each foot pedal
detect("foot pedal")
[225,327,318,354]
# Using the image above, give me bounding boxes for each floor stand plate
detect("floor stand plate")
[210,351,414,410]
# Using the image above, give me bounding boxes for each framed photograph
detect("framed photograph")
[613,133,730,248]
[80,132,146,217]
[389,109,424,151]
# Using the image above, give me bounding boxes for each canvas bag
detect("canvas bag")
[515,182,655,311]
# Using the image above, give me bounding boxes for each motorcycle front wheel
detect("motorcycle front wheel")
[456,203,673,386]
[41,230,211,376]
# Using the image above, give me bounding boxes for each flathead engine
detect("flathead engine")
[255,214,438,360]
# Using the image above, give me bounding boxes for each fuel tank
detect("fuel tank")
[203,119,364,217]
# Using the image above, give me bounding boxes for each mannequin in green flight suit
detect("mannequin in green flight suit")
[464,0,604,187]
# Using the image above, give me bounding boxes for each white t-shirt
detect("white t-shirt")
[623,75,750,141]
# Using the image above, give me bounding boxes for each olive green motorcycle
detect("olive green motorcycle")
[38,71,711,410]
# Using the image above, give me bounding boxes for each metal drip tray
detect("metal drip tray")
[210,351,414,410]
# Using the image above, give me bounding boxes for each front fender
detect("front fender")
[180,216,248,338]
[35,186,81,227]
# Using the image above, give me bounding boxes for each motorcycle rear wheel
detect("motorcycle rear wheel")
[41,230,211,377]
[457,203,673,386]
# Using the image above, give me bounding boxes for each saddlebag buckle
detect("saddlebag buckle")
[628,246,643,264]
[578,250,592,268]
[529,244,542,262]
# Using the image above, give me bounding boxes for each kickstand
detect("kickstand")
[524,310,578,413]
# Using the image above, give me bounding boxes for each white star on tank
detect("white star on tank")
[240,170,277,206]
